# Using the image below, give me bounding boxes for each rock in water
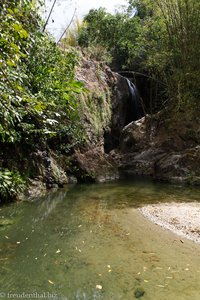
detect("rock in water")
[134,287,145,298]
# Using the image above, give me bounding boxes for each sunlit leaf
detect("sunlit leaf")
[96,285,102,290]
[7,60,16,67]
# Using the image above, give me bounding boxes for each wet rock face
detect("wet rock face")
[104,74,140,152]
[73,65,149,182]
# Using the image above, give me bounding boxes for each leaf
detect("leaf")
[68,81,85,88]
[7,9,14,14]
[34,102,46,112]
[10,42,20,53]
[19,29,29,39]
[46,119,59,125]
[6,60,16,67]
[15,85,24,92]
[96,285,102,290]
[157,285,165,288]
[12,23,23,34]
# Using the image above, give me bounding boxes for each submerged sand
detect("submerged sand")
[139,202,200,244]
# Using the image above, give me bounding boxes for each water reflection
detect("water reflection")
[0,178,200,299]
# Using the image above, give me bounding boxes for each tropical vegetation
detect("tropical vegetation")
[0,0,85,201]
[78,0,200,113]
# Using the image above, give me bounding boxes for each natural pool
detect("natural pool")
[0,178,200,300]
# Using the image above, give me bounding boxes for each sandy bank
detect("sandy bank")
[139,202,200,243]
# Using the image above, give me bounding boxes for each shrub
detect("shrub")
[0,169,25,202]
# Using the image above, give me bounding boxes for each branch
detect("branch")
[43,0,58,32]
[117,71,167,86]
[57,7,77,44]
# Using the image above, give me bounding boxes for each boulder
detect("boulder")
[73,148,119,182]
[155,146,200,184]
[120,117,148,152]
[119,111,200,185]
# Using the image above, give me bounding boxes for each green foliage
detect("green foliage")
[78,8,141,69]
[0,0,87,200]
[128,0,200,111]
[0,0,85,146]
[79,1,200,114]
[85,45,112,64]
[79,87,111,137]
[0,169,25,202]
[128,0,154,19]
[155,0,200,109]
[24,35,84,141]
[0,3,31,142]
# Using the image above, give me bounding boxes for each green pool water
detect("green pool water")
[0,178,200,300]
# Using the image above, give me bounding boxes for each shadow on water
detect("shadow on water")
[65,176,200,209]
[0,178,200,299]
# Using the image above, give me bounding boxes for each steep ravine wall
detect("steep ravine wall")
[5,55,133,199]
[72,54,132,183]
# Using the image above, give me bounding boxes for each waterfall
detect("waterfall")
[126,78,144,122]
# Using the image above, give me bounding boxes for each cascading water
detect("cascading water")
[103,75,145,152]
[126,78,144,123]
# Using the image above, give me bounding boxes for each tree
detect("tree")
[155,0,200,109]
[78,8,141,69]
[128,0,200,112]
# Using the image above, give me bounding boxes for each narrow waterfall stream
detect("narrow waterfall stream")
[125,78,144,122]
[0,178,200,300]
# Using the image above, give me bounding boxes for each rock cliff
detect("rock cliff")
[4,51,200,201]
